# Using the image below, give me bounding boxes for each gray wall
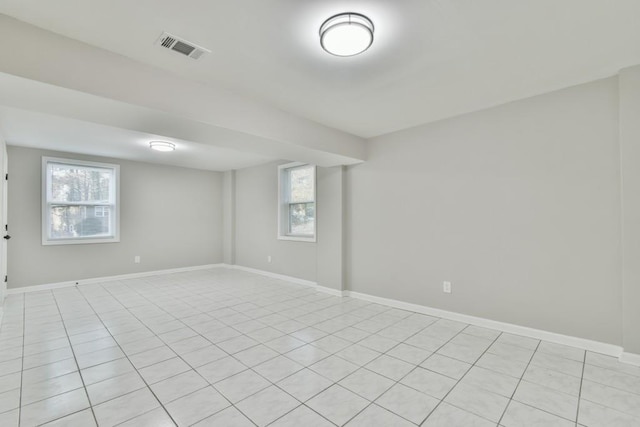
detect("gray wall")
[234,161,317,281]
[8,146,223,288]
[233,161,345,289]
[620,66,640,354]
[222,170,236,265]
[316,166,345,292]
[0,135,6,304]
[7,75,627,349]
[345,77,622,345]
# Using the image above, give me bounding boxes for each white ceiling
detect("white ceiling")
[0,106,275,171]
[0,67,365,169]
[1,0,638,139]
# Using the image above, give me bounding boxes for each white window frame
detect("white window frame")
[278,162,316,242]
[94,206,109,218]
[42,157,120,245]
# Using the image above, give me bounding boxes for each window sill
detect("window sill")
[277,235,316,243]
[42,237,120,246]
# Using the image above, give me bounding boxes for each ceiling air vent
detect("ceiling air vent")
[156,32,210,60]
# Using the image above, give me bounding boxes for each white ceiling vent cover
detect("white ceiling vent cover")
[155,32,210,59]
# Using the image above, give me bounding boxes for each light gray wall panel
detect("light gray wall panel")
[234,161,317,281]
[346,77,622,345]
[8,146,223,288]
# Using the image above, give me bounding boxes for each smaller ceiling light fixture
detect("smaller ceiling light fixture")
[320,12,374,57]
[149,141,175,152]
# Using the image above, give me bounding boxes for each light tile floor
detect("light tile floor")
[0,268,639,426]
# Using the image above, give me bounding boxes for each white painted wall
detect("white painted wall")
[7,146,224,288]
[345,77,622,345]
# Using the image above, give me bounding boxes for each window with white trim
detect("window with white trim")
[278,162,316,242]
[94,206,110,218]
[42,157,120,245]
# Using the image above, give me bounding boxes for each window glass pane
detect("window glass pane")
[49,163,113,203]
[289,166,314,203]
[289,202,315,235]
[94,206,110,218]
[49,205,112,239]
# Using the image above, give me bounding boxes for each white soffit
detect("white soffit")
[0,15,366,168]
[0,72,359,168]
[0,1,638,138]
[0,106,274,172]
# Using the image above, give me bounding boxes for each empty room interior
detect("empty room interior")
[0,1,639,426]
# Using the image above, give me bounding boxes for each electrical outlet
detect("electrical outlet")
[267,255,272,263]
[443,281,452,293]
[134,256,141,264]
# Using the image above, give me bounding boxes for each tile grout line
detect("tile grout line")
[336,323,467,426]
[95,277,259,427]
[414,326,504,424]
[127,278,513,427]
[261,311,434,426]
[270,316,488,426]
[17,287,602,424]
[15,278,362,426]
[148,277,411,426]
[71,285,183,427]
[577,366,640,396]
[574,350,587,427]
[358,322,470,421]
[6,270,635,426]
[17,294,25,427]
[49,289,100,426]
[108,274,393,426]
[13,284,388,427]
[411,327,505,426]
[500,349,591,424]
[495,340,540,426]
[134,275,381,426]
[254,312,418,426]
[97,279,264,424]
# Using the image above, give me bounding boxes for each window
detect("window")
[94,206,109,217]
[42,157,120,245]
[278,162,316,242]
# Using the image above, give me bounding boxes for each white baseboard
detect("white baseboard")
[229,264,318,288]
[316,286,346,297]
[222,266,625,360]
[6,264,225,295]
[228,264,347,297]
[619,352,640,367]
[4,263,635,366]
[343,290,624,360]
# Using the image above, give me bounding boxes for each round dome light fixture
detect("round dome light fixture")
[320,12,374,57]
[149,141,175,152]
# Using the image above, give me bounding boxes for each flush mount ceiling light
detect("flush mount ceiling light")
[149,141,175,152]
[320,12,374,57]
